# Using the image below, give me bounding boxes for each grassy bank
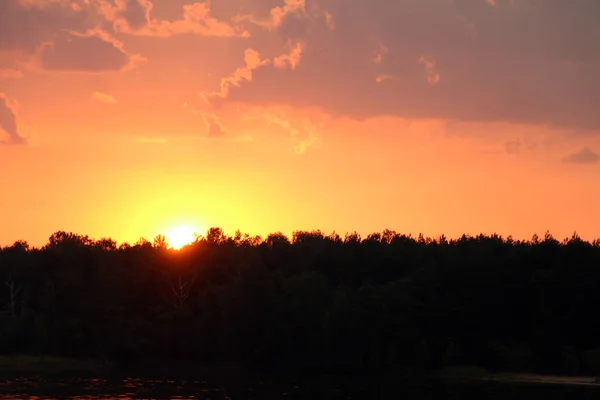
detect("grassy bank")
[4,355,599,389]
[439,365,600,386]
[0,356,262,381]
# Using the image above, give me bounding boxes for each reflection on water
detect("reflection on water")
[2,376,600,399]
[0,377,224,400]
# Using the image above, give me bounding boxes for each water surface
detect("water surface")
[2,376,600,399]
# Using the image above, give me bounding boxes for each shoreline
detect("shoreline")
[1,356,600,388]
[469,373,600,386]
[439,366,600,387]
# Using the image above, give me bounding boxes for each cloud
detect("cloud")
[373,42,387,65]
[323,11,334,30]
[418,56,440,85]
[201,48,270,105]
[0,94,26,145]
[214,0,600,131]
[292,118,323,154]
[375,74,392,83]
[0,69,24,79]
[33,30,145,72]
[109,1,250,38]
[16,0,80,10]
[261,111,322,154]
[135,136,168,144]
[563,147,600,164]
[201,41,309,108]
[92,91,117,104]
[202,112,226,137]
[183,101,227,138]
[0,0,102,51]
[505,138,522,154]
[116,0,151,31]
[232,0,306,31]
[264,113,300,136]
[273,42,303,69]
[0,0,142,72]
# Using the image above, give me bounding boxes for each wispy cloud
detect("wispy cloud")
[563,147,600,164]
[202,112,226,137]
[0,93,26,145]
[418,56,440,86]
[184,102,226,138]
[232,0,306,31]
[135,136,168,144]
[201,43,307,109]
[201,48,270,105]
[92,91,117,104]
[0,69,24,79]
[263,112,322,154]
[373,42,387,65]
[505,139,522,154]
[31,29,145,73]
[273,42,304,70]
[375,74,393,83]
[109,1,250,38]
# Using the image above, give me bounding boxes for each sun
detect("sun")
[165,225,198,250]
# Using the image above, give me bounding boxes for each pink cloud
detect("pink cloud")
[373,42,387,65]
[0,93,26,145]
[323,11,334,30]
[0,0,95,51]
[375,74,392,83]
[135,136,168,144]
[201,48,270,105]
[273,42,303,69]
[245,108,323,154]
[92,91,118,104]
[418,56,440,85]
[563,147,600,164]
[201,42,310,108]
[233,0,306,31]
[32,30,145,72]
[92,0,154,31]
[16,0,84,10]
[202,112,226,137]
[214,0,600,131]
[109,1,250,38]
[183,102,227,138]
[0,69,24,79]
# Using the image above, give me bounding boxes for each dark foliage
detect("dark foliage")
[1,228,600,375]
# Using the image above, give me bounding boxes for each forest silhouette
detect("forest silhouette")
[1,228,600,376]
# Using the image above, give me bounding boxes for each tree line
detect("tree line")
[1,228,600,375]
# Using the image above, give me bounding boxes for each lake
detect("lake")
[2,376,600,399]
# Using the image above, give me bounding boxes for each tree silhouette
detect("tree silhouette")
[1,228,600,375]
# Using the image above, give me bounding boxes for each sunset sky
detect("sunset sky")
[1,0,600,246]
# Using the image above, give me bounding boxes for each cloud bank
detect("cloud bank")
[214,0,600,131]
[3,0,600,145]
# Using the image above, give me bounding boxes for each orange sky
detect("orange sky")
[1,0,600,246]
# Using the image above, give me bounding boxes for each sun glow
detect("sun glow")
[165,225,198,249]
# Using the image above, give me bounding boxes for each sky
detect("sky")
[1,0,600,247]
